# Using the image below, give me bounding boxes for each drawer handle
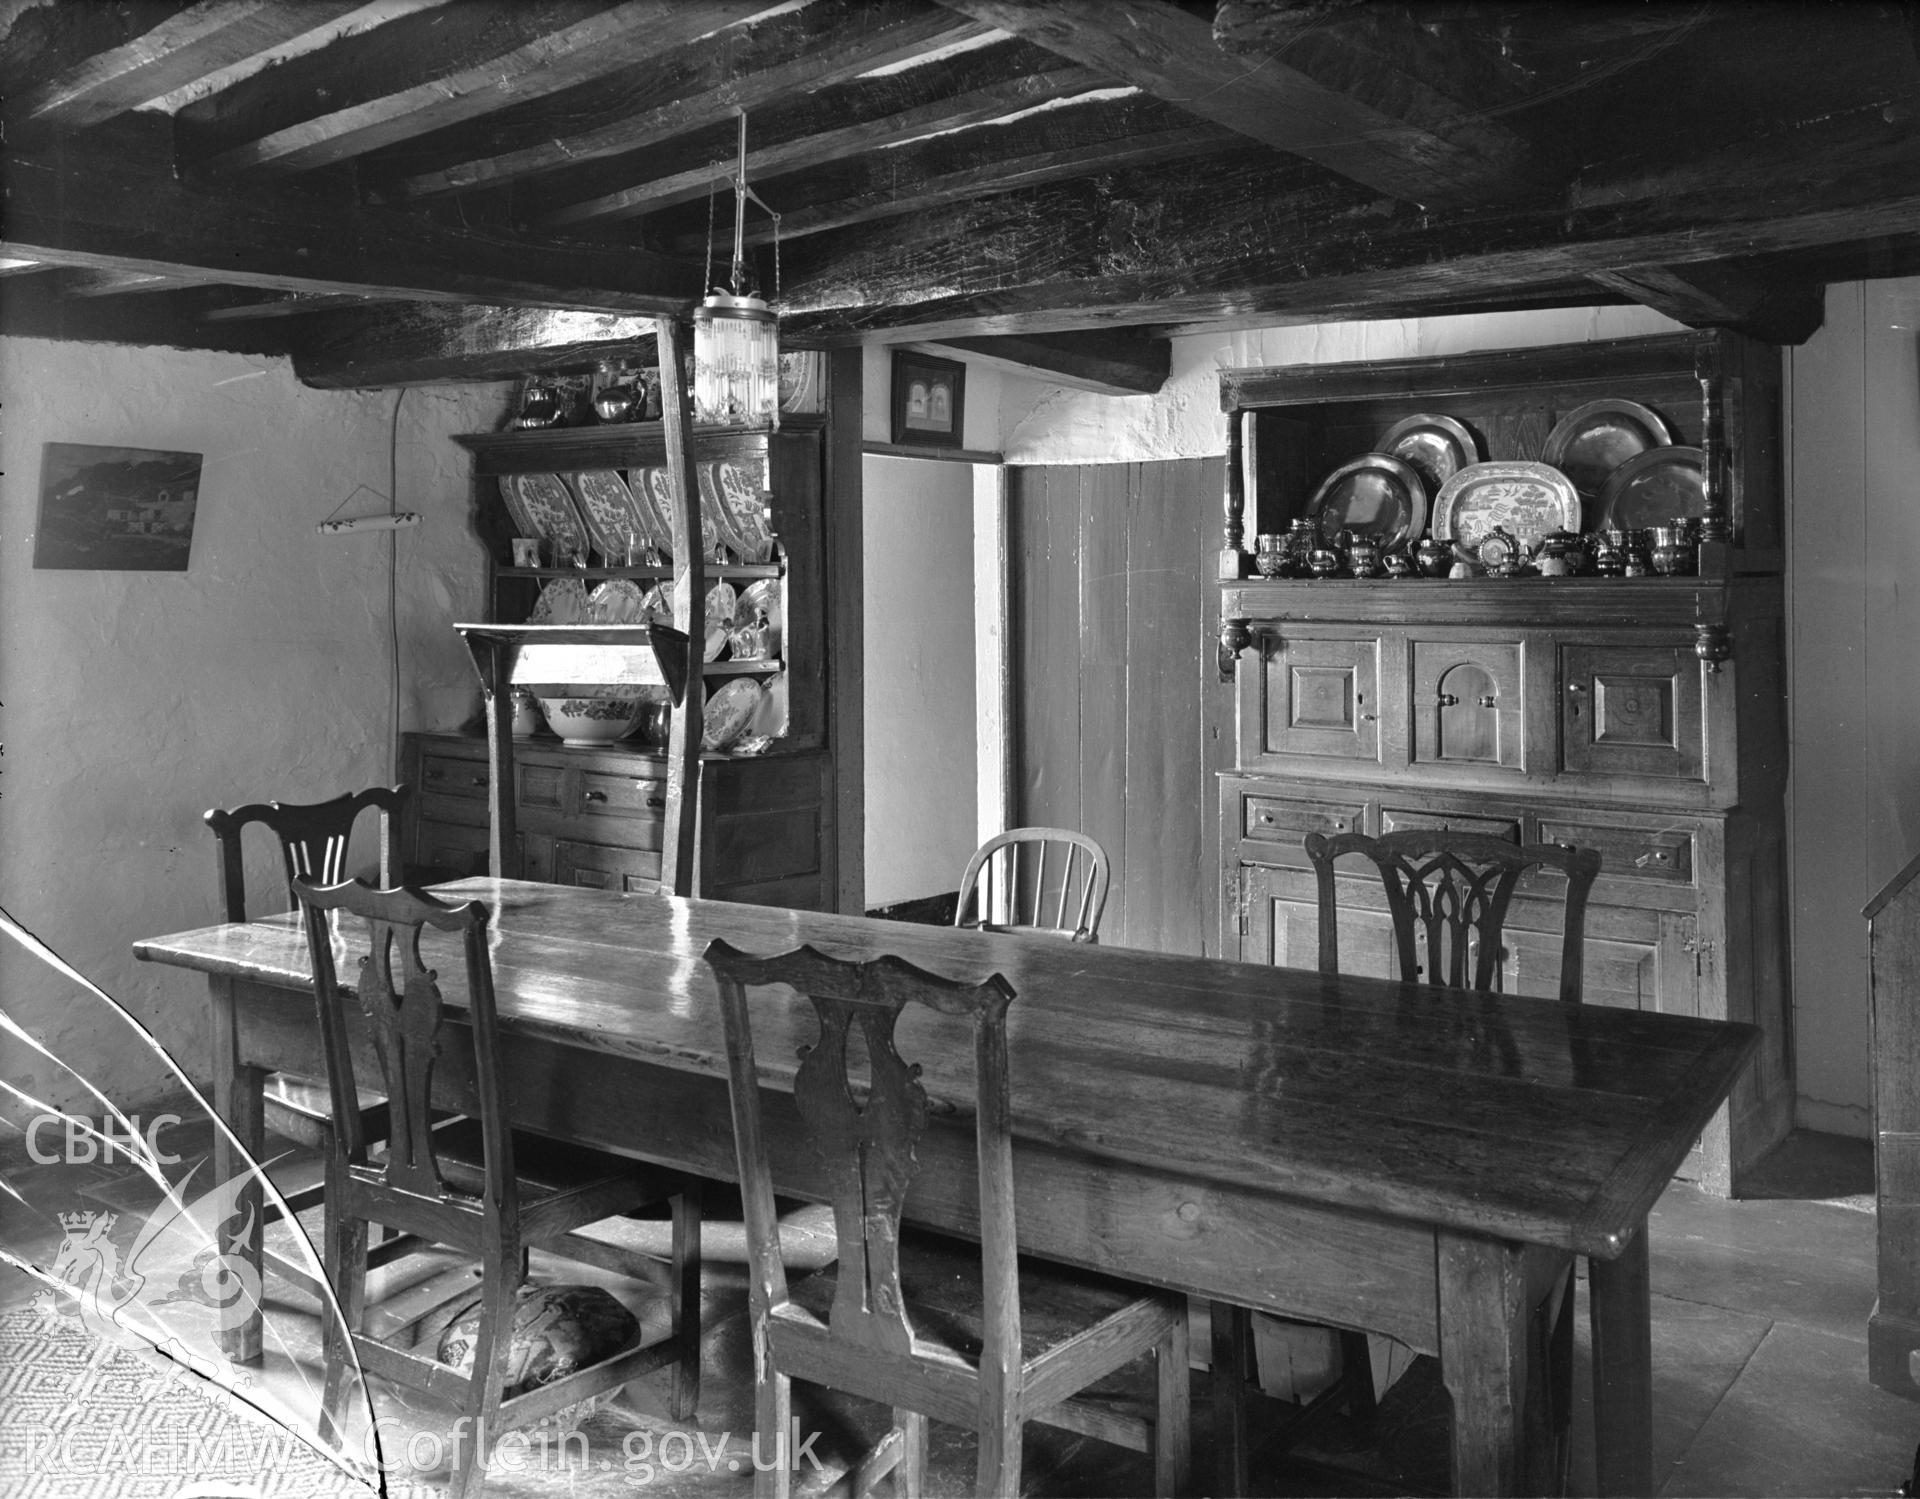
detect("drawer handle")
[583,789,607,803]
[1635,850,1672,867]
[645,794,665,809]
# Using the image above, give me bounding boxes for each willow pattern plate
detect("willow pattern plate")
[527,576,592,625]
[1541,399,1672,503]
[512,471,590,562]
[697,462,750,560]
[716,460,775,562]
[587,578,649,625]
[703,580,737,662]
[566,470,650,566]
[702,678,763,751]
[1432,460,1580,563]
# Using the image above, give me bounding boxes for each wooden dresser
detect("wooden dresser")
[1214,332,1791,1192]
[403,417,836,909]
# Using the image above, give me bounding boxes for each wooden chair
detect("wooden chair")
[954,827,1111,942]
[205,787,411,1296]
[297,878,701,1499]
[704,938,1190,1498]
[1213,829,1601,1494]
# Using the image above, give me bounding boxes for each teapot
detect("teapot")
[1415,535,1452,578]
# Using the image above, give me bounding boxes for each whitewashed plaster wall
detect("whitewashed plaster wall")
[860,345,1005,452]
[0,336,509,1121]
[995,304,1689,465]
[1785,279,1920,1136]
[861,454,978,908]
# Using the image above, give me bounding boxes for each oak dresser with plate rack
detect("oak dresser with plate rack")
[1214,331,1789,1193]
[402,416,835,909]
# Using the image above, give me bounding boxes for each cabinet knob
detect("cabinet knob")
[1359,712,1377,722]
[1566,682,1588,695]
[583,789,607,803]
[645,794,665,809]
[1478,694,1497,709]
[1436,692,1458,707]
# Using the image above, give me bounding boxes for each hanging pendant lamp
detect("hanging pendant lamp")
[693,112,779,428]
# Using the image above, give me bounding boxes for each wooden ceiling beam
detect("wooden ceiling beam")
[287,304,661,388]
[17,0,368,128]
[393,2,994,202]
[675,96,1228,250]
[941,0,1539,207]
[1585,263,1827,346]
[200,291,409,322]
[4,121,702,313]
[537,52,1102,227]
[769,138,1914,344]
[915,330,1171,396]
[64,268,223,298]
[181,1,771,178]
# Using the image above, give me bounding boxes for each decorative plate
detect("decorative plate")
[1594,445,1706,531]
[697,462,750,560]
[587,578,649,625]
[1432,460,1581,563]
[748,672,788,740]
[645,466,707,557]
[514,471,591,563]
[566,470,652,566]
[716,460,775,562]
[496,475,541,541]
[640,581,674,626]
[702,678,764,752]
[527,576,592,625]
[737,578,782,659]
[1541,399,1672,503]
[1378,414,1481,498]
[1304,453,1428,551]
[703,580,737,662]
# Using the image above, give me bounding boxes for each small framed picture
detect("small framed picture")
[890,351,966,449]
[33,442,203,570]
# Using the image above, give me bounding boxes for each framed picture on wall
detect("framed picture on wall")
[32,442,203,570]
[890,351,966,448]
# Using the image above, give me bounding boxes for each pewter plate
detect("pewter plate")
[1304,453,1429,551]
[1379,413,1481,498]
[1594,445,1705,532]
[1541,399,1672,503]
[1432,460,1580,563]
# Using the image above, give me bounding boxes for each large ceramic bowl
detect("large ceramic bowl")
[536,694,643,746]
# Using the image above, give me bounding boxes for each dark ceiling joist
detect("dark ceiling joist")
[3,123,702,313]
[181,0,770,178]
[917,329,1171,395]
[693,96,1228,250]
[65,268,222,298]
[287,303,661,388]
[540,55,1102,228]
[770,135,1920,345]
[941,0,1539,208]
[1585,263,1826,346]
[393,2,993,202]
[18,0,367,128]
[201,291,409,322]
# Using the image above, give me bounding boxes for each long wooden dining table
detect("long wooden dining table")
[135,877,1757,1497]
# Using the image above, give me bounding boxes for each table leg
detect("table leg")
[1589,1223,1653,1498]
[1438,1232,1530,1497]
[1209,1300,1252,1496]
[208,973,265,1366]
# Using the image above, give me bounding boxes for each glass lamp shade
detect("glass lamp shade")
[692,292,779,428]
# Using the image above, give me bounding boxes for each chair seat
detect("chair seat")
[791,1227,1181,1367]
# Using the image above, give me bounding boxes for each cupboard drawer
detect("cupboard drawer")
[552,840,663,893]
[1537,818,1694,884]
[1243,795,1361,843]
[420,755,489,800]
[1379,807,1520,842]
[578,769,668,821]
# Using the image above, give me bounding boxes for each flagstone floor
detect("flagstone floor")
[0,1127,1913,1497]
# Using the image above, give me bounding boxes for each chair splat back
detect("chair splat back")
[295,878,513,1211]
[206,786,409,923]
[956,827,1111,942]
[704,940,1018,1359]
[1304,830,1602,1004]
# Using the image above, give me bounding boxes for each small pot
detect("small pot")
[1307,545,1342,579]
[1649,523,1696,577]
[1415,536,1452,578]
[1345,534,1384,578]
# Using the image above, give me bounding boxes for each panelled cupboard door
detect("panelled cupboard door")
[1560,642,1704,782]
[1242,631,1382,768]
[1410,638,1525,772]
[1241,863,1398,979]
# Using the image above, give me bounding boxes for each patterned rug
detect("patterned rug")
[0,1307,369,1499]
